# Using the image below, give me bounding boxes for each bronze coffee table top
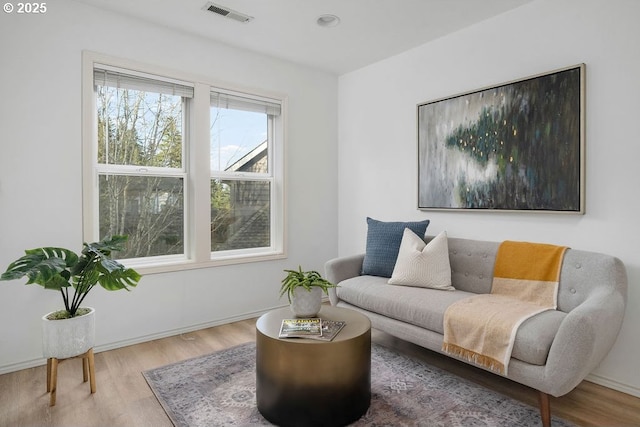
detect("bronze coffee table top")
[256,305,371,342]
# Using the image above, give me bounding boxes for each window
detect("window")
[210,91,281,254]
[92,66,191,260]
[83,53,286,271]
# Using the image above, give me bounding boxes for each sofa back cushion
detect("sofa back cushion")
[437,236,627,314]
[443,237,498,295]
[556,249,626,312]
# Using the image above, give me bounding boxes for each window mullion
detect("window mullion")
[96,165,185,176]
[189,82,212,262]
[210,172,272,181]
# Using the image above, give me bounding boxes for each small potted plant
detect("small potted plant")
[1,235,141,359]
[280,266,336,317]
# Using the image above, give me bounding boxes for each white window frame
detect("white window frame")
[209,88,282,259]
[82,51,287,274]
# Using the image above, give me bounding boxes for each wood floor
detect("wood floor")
[1,317,639,427]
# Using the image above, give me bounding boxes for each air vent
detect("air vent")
[203,2,253,23]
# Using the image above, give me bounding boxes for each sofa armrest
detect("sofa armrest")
[324,254,365,306]
[542,287,627,396]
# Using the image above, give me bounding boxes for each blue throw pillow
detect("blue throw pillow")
[362,217,430,277]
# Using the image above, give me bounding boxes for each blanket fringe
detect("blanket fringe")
[442,342,506,375]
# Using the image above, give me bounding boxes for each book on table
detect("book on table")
[309,319,346,342]
[279,318,322,338]
[278,318,347,341]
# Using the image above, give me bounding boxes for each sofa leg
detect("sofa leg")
[538,391,551,427]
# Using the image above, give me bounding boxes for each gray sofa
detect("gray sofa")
[325,236,627,427]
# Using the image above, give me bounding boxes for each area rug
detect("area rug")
[143,342,575,427]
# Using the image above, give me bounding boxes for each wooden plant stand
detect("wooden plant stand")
[46,348,96,406]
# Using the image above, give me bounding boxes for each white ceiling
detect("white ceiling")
[73,0,534,75]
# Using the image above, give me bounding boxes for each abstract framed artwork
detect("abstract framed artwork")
[417,64,585,213]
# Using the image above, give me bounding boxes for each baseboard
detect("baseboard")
[93,306,280,353]
[0,305,285,376]
[586,373,640,398]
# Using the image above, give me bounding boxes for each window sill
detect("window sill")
[124,251,287,276]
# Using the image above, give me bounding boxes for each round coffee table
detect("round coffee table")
[256,305,371,427]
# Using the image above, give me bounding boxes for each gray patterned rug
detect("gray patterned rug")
[143,342,575,427]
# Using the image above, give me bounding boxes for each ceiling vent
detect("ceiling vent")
[203,2,253,23]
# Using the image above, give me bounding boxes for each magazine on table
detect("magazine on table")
[307,319,346,342]
[279,318,322,338]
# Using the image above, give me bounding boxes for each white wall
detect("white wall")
[0,0,338,372]
[338,0,640,396]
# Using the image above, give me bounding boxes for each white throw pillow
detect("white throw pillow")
[388,229,454,290]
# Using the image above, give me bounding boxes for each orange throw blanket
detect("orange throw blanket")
[442,241,568,375]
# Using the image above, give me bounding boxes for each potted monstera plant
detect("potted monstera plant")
[279,266,336,317]
[0,235,141,358]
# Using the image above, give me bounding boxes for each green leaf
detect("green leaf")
[83,235,127,258]
[0,248,76,289]
[43,274,73,291]
[99,258,126,274]
[98,268,140,291]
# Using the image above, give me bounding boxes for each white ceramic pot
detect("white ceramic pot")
[42,307,95,359]
[290,287,322,317]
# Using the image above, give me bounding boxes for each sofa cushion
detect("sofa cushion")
[337,275,565,366]
[362,217,430,278]
[511,310,566,365]
[338,275,471,335]
[389,230,454,290]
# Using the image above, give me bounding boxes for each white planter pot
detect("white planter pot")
[42,307,95,359]
[290,287,322,317]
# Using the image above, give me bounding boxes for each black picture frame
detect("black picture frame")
[417,64,585,213]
